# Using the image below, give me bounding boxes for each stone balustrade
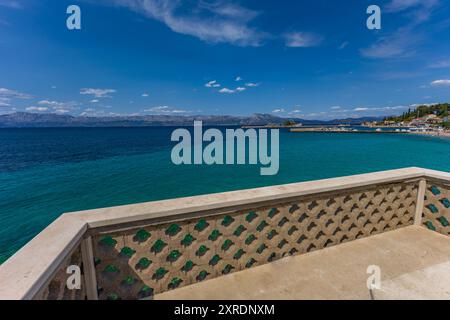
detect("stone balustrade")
[0,167,448,300]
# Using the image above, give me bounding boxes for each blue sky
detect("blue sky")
[0,0,450,120]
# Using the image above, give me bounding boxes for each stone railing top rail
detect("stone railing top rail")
[0,167,449,300]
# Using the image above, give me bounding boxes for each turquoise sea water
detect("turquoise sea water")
[0,127,449,263]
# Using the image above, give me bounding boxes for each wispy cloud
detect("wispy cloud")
[218,87,235,94]
[289,109,302,116]
[361,0,440,59]
[0,88,30,108]
[284,32,323,48]
[386,0,439,23]
[271,107,304,116]
[218,86,248,94]
[38,100,79,113]
[26,106,48,112]
[38,100,77,108]
[338,41,349,50]
[205,80,221,88]
[430,79,450,86]
[0,87,32,99]
[410,102,440,107]
[0,98,10,107]
[428,60,450,69]
[386,0,438,15]
[353,105,412,112]
[204,77,260,94]
[0,0,22,9]
[360,27,422,59]
[144,105,187,114]
[108,0,266,46]
[80,108,106,117]
[80,88,116,98]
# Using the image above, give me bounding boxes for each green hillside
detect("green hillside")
[384,103,449,122]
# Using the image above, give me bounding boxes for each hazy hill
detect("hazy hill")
[0,112,382,128]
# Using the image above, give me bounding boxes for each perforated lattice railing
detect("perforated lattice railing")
[33,245,86,300]
[90,182,418,300]
[423,182,450,236]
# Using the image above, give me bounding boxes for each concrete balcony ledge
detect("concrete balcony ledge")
[0,167,448,300]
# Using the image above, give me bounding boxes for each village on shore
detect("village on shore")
[362,103,450,137]
[254,103,450,137]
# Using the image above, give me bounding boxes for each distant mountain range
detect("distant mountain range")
[0,112,382,128]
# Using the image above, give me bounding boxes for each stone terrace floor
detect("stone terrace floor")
[156,226,450,300]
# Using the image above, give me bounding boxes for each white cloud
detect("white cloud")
[272,108,285,113]
[109,0,266,46]
[205,80,221,88]
[26,106,48,112]
[289,109,302,115]
[54,109,71,114]
[410,102,439,107]
[144,105,187,114]
[430,79,450,86]
[382,105,410,110]
[284,32,323,48]
[38,100,79,113]
[219,88,235,94]
[0,97,10,107]
[0,87,31,99]
[351,105,413,113]
[90,99,99,103]
[142,93,149,97]
[147,106,169,111]
[38,100,74,107]
[80,88,116,98]
[330,106,341,110]
[207,79,256,93]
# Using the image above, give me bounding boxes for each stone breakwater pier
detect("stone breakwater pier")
[290,127,403,133]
